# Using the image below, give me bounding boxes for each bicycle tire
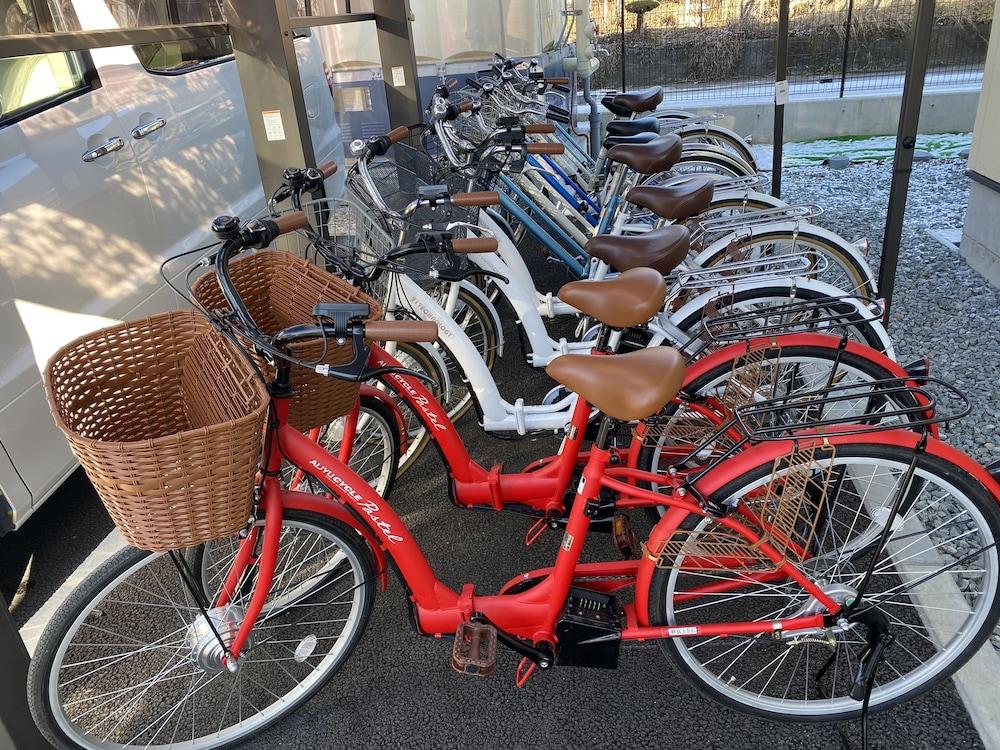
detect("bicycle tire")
[28,511,375,749]
[647,443,1000,721]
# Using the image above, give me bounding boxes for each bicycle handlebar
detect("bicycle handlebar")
[452,237,498,253]
[525,142,564,155]
[451,191,500,207]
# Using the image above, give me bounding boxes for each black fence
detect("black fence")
[592,0,991,101]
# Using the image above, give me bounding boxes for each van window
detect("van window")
[0,53,91,124]
[134,35,234,74]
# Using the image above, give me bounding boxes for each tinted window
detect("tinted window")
[0,54,90,124]
[134,35,233,74]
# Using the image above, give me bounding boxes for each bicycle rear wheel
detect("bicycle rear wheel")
[647,444,1000,721]
[28,511,374,749]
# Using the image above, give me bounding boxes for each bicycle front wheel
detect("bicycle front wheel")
[647,443,1000,721]
[28,511,374,750]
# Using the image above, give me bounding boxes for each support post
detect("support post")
[373,0,422,127]
[771,0,789,199]
[879,0,935,317]
[1,596,53,748]
[225,0,315,196]
[619,0,625,93]
[839,0,855,98]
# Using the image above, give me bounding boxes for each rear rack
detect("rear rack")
[698,204,823,235]
[701,293,885,345]
[675,252,828,291]
[732,376,970,440]
[705,174,770,193]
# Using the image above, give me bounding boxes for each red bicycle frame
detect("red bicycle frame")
[212,374,895,667]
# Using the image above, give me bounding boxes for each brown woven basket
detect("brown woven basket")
[193,250,383,431]
[44,310,270,552]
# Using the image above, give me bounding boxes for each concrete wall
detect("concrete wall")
[634,88,981,144]
[961,0,1000,288]
[961,180,1000,286]
[968,0,1000,183]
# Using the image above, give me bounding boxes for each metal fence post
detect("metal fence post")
[879,0,936,318]
[1,596,53,748]
[373,0,422,127]
[619,0,625,92]
[772,0,789,199]
[839,0,855,98]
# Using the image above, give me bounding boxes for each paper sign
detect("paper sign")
[262,110,285,142]
[774,80,789,106]
[391,66,406,87]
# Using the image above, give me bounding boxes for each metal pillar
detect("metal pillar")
[839,0,855,98]
[225,0,316,196]
[1,596,53,749]
[879,0,936,316]
[373,0,422,127]
[771,0,789,199]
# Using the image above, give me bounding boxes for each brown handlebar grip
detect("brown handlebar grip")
[365,320,438,343]
[274,211,310,235]
[458,99,476,113]
[524,123,556,134]
[317,160,338,178]
[525,142,564,155]
[451,237,499,254]
[450,191,500,207]
[386,125,410,145]
[546,76,570,85]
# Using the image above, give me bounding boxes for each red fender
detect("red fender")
[633,429,1000,626]
[359,384,409,452]
[626,333,936,469]
[282,490,390,591]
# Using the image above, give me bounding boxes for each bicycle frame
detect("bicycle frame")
[216,362,885,665]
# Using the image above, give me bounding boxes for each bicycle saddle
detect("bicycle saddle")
[627,177,716,222]
[558,267,666,329]
[602,131,659,150]
[601,86,664,117]
[585,226,690,275]
[606,116,660,137]
[608,134,682,175]
[546,347,685,422]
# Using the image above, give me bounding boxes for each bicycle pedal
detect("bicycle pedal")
[451,621,497,677]
[612,514,637,559]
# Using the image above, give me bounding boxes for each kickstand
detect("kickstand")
[851,609,895,750]
[515,657,537,688]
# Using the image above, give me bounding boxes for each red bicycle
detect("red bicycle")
[29,212,1000,750]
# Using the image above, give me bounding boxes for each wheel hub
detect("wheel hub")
[794,580,859,619]
[185,605,250,673]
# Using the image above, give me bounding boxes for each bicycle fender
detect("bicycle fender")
[457,279,505,358]
[282,490,390,591]
[359,384,410,453]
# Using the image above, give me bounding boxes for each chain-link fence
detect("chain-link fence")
[592,0,992,102]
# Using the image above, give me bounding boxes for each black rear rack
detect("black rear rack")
[731,376,970,441]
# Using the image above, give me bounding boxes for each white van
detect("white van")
[0,3,344,533]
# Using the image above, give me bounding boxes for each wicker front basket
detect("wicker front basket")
[193,250,383,431]
[44,310,270,552]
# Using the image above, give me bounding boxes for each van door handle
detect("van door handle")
[131,118,167,139]
[82,136,125,162]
